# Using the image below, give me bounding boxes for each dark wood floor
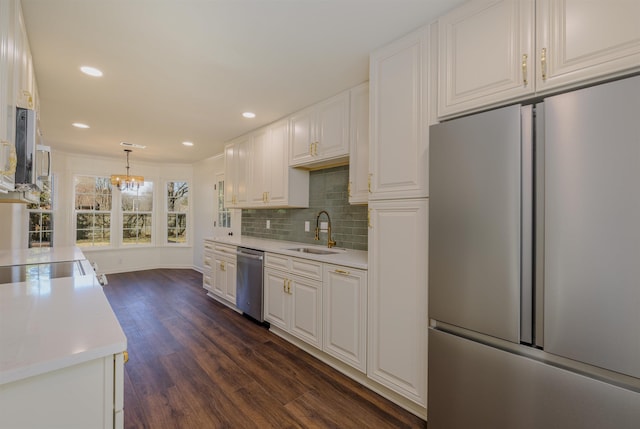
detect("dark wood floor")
[103,268,427,429]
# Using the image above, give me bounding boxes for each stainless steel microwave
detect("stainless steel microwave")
[15,107,50,192]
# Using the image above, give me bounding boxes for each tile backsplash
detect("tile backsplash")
[241,166,368,251]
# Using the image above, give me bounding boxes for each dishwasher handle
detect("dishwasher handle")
[236,249,263,261]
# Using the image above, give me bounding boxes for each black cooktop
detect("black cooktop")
[0,260,86,284]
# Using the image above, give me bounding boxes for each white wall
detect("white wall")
[0,204,27,250]
[52,150,195,274]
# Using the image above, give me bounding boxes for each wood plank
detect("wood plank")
[103,269,427,428]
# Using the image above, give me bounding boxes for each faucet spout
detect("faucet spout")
[315,210,337,248]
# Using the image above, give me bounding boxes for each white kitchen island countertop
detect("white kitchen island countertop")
[0,274,127,385]
[205,236,368,270]
[0,246,86,266]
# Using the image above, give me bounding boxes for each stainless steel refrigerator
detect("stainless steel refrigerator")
[428,75,640,428]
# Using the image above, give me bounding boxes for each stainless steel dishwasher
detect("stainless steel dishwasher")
[236,247,265,322]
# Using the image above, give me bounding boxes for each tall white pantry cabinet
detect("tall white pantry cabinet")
[367,24,430,413]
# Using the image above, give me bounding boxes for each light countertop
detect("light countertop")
[0,250,126,386]
[0,246,86,267]
[205,236,368,270]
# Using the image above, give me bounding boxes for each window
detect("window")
[27,178,53,248]
[122,182,153,245]
[167,181,189,243]
[74,176,112,247]
[217,178,231,228]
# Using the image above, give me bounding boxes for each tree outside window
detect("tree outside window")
[27,177,53,248]
[167,181,188,244]
[74,176,112,247]
[122,182,153,245]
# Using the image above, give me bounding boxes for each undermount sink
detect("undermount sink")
[287,247,339,255]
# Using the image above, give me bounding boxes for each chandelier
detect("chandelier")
[110,149,144,191]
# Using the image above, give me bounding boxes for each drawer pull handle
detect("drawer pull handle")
[123,350,129,364]
[335,269,350,275]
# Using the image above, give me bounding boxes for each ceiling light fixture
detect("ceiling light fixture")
[182,141,194,147]
[110,149,144,191]
[242,112,256,118]
[80,66,103,77]
[72,122,90,129]
[120,141,147,149]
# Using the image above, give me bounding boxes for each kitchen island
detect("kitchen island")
[0,248,127,429]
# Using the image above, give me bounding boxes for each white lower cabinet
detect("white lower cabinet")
[204,241,237,308]
[323,264,367,372]
[367,198,428,407]
[264,253,323,349]
[202,240,215,292]
[0,352,125,429]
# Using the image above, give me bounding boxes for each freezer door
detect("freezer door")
[543,75,640,378]
[428,329,640,429]
[429,104,525,343]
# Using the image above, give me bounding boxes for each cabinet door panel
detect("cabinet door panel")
[290,277,322,349]
[368,199,428,406]
[369,26,429,200]
[537,0,640,91]
[248,129,269,206]
[315,91,349,160]
[289,108,314,165]
[264,269,288,330]
[348,83,369,204]
[323,265,367,372]
[267,120,288,205]
[224,258,236,303]
[212,256,226,297]
[438,0,534,118]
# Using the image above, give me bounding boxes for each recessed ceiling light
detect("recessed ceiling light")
[80,66,103,77]
[72,122,90,129]
[242,112,256,118]
[182,141,194,147]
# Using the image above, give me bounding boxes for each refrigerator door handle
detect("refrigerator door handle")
[534,103,545,349]
[520,105,534,345]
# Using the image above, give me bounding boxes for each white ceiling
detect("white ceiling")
[21,0,463,164]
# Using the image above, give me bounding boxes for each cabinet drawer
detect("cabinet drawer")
[204,240,215,251]
[291,257,323,281]
[214,243,237,258]
[265,253,290,270]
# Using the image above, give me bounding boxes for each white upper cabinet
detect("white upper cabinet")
[536,0,640,91]
[438,0,535,117]
[348,83,369,205]
[248,127,270,206]
[289,90,350,168]
[369,25,430,200]
[239,120,309,209]
[438,0,640,118]
[224,136,249,208]
[14,6,35,110]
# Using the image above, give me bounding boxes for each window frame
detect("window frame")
[27,176,54,248]
[120,180,155,247]
[73,175,114,249]
[166,180,190,246]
